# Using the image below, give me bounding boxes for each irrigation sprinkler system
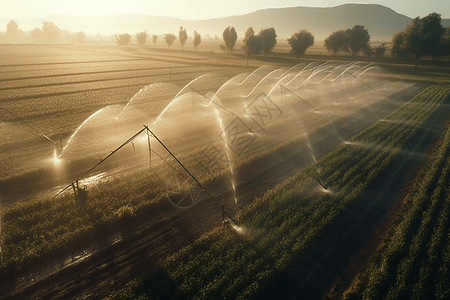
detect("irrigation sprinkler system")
[55,125,212,205]
[279,85,317,112]
[221,204,239,228]
[0,102,63,155]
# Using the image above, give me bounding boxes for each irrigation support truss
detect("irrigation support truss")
[55,125,212,202]
[347,71,376,92]
[144,126,213,200]
[222,204,238,228]
[279,85,317,112]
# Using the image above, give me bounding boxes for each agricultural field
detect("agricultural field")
[0,44,449,299]
[343,97,450,299]
[106,85,450,300]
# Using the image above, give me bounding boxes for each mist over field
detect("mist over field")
[1,2,450,300]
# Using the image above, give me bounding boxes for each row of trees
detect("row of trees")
[220,25,370,65]
[392,13,450,67]
[115,27,202,50]
[223,12,449,67]
[5,20,86,43]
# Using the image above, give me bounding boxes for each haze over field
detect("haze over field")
[1,1,449,39]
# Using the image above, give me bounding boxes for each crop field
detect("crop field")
[106,85,450,300]
[343,96,450,299]
[0,44,449,299]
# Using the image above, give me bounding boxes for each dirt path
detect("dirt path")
[0,83,425,300]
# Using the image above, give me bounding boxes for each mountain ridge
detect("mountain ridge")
[1,4,449,41]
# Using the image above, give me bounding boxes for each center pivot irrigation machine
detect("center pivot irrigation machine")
[53,125,237,226]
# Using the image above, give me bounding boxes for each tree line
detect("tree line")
[5,20,87,43]
[115,26,202,50]
[5,12,449,68]
[236,12,449,66]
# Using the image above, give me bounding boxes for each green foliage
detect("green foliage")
[108,86,449,300]
[257,27,277,57]
[164,33,176,49]
[152,34,158,44]
[42,21,62,41]
[179,27,188,49]
[287,29,314,58]
[346,25,371,56]
[193,30,201,50]
[242,27,261,56]
[222,26,237,53]
[75,31,86,44]
[374,43,387,58]
[31,28,43,41]
[116,33,131,47]
[391,13,446,66]
[6,20,19,39]
[136,32,147,46]
[438,27,450,57]
[324,29,350,55]
[324,25,370,56]
[344,86,450,300]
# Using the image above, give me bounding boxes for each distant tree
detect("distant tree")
[179,26,188,49]
[214,35,219,40]
[62,29,72,41]
[421,13,446,59]
[31,28,43,41]
[391,31,408,57]
[42,21,62,41]
[374,43,387,57]
[362,44,374,57]
[438,27,450,58]
[324,30,350,55]
[136,31,147,46]
[345,25,370,55]
[222,26,237,53]
[152,34,158,45]
[115,33,131,47]
[258,27,277,57]
[242,27,262,66]
[75,31,86,43]
[164,33,176,49]
[287,29,314,59]
[193,30,201,50]
[391,13,446,68]
[6,20,19,39]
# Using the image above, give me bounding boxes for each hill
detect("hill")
[1,4,449,41]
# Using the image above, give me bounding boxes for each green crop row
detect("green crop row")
[344,111,450,298]
[106,86,450,299]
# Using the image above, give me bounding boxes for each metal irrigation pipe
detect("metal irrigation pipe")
[144,126,213,200]
[279,85,317,111]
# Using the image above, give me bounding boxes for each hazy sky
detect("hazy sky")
[3,0,449,20]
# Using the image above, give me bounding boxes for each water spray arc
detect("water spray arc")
[0,102,63,155]
[55,125,212,205]
[144,126,212,200]
[279,85,317,112]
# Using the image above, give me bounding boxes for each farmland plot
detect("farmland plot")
[107,85,450,300]
[0,44,428,299]
[344,92,450,299]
